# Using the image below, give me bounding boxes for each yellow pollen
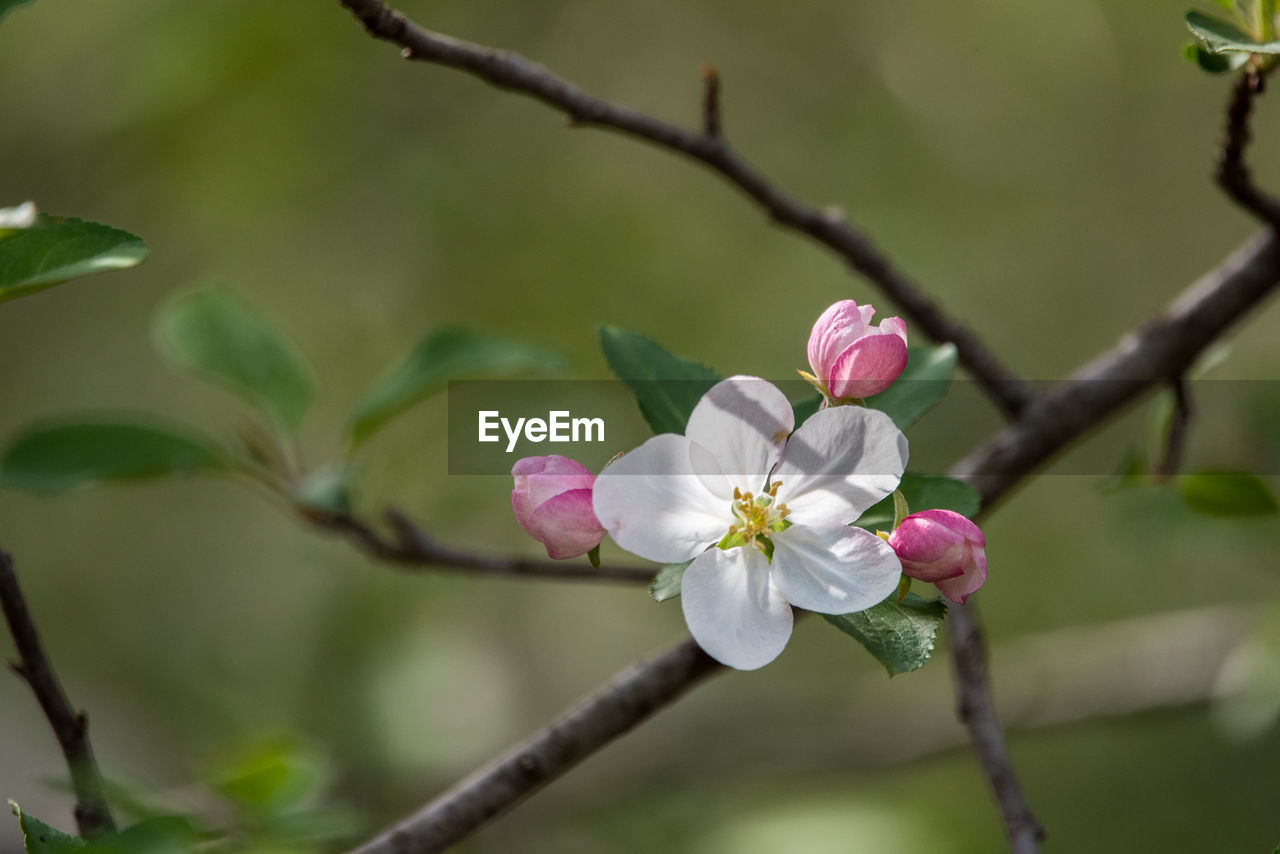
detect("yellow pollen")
[726,484,790,545]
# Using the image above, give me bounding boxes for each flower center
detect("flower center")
[718,481,791,559]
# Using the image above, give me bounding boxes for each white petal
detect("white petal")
[681,546,793,670]
[771,524,902,614]
[685,376,793,487]
[592,434,729,563]
[772,406,907,526]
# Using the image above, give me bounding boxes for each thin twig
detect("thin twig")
[700,64,722,139]
[0,549,115,839]
[310,507,655,584]
[1155,378,1192,479]
[334,0,1032,418]
[1217,71,1280,229]
[945,602,1044,852]
[347,635,721,854]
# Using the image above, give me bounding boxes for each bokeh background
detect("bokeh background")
[3,0,1280,850]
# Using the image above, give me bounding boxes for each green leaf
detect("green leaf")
[1186,10,1280,53]
[1178,471,1278,517]
[348,327,567,446]
[0,1,38,23]
[0,216,147,304]
[649,561,691,602]
[823,593,947,676]
[599,326,721,435]
[865,343,957,430]
[154,288,316,432]
[0,418,227,494]
[1183,40,1247,72]
[10,802,84,854]
[858,474,980,530]
[207,737,324,820]
[80,818,200,854]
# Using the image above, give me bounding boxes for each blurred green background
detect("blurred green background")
[3,0,1280,850]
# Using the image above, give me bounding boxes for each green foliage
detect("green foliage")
[865,343,957,430]
[0,419,226,494]
[0,0,37,22]
[823,593,947,676]
[155,288,317,433]
[1178,471,1278,516]
[858,474,981,531]
[79,818,200,854]
[599,325,721,435]
[347,327,567,446]
[0,216,147,304]
[9,802,82,854]
[207,737,325,821]
[1186,10,1280,54]
[648,561,691,602]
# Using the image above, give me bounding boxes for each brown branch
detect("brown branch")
[953,229,1280,503]
[347,635,722,854]
[945,603,1044,852]
[311,506,655,584]
[1217,71,1280,229]
[0,549,115,839]
[334,0,1032,418]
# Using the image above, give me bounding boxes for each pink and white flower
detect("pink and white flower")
[592,376,908,670]
[511,455,606,559]
[806,300,908,400]
[888,509,987,604]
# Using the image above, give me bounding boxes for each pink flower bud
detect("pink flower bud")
[807,300,908,400]
[511,455,606,559]
[888,509,987,604]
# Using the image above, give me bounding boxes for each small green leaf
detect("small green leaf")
[858,474,980,530]
[10,802,84,854]
[1183,40,1247,72]
[1186,10,1280,53]
[1178,471,1278,516]
[0,1,38,24]
[586,544,601,570]
[823,593,947,676]
[206,737,324,820]
[0,418,227,494]
[599,326,721,436]
[348,327,567,446]
[0,216,147,304]
[649,561,691,602]
[865,343,957,430]
[154,288,316,432]
[892,489,910,529]
[1099,449,1150,494]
